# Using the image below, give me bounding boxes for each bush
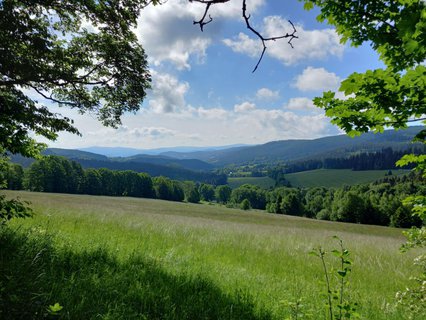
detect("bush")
[240,199,251,210]
[316,209,330,221]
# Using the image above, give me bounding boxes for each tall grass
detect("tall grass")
[1,191,416,319]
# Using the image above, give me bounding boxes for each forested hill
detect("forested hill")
[10,149,224,184]
[162,126,424,166]
[10,127,423,174]
[12,148,213,171]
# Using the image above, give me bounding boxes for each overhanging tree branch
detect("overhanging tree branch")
[29,86,79,107]
[242,0,297,73]
[190,0,298,72]
[190,0,230,32]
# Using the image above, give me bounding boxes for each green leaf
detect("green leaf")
[47,302,63,315]
[405,40,419,54]
[337,270,347,277]
[331,249,341,257]
[303,2,314,11]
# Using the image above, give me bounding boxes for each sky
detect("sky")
[43,0,384,150]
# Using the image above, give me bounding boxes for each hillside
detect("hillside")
[3,190,414,320]
[285,169,410,188]
[227,169,410,189]
[80,144,250,157]
[163,126,424,166]
[10,148,222,184]
[114,154,213,171]
[70,158,224,183]
[9,127,424,179]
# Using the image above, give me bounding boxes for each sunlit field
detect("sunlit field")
[1,191,417,319]
[285,169,409,188]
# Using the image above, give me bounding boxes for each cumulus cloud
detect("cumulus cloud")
[223,16,345,66]
[234,109,330,139]
[285,97,318,111]
[223,33,260,58]
[137,0,265,69]
[137,1,211,69]
[256,88,280,101]
[148,71,189,113]
[128,127,177,139]
[86,125,176,139]
[195,107,228,119]
[294,67,341,92]
[234,102,257,113]
[47,103,338,149]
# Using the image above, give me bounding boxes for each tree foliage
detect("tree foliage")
[0,0,159,221]
[231,184,266,210]
[302,0,426,136]
[302,1,425,316]
[215,185,232,204]
[199,183,215,202]
[0,0,158,157]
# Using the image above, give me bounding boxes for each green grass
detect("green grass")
[285,169,410,188]
[228,176,275,189]
[1,191,418,319]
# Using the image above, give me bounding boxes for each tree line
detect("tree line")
[268,147,424,178]
[3,156,211,203]
[3,155,425,229]
[228,173,425,228]
[69,158,228,185]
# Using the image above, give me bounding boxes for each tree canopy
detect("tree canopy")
[301,1,425,315]
[302,0,426,136]
[0,0,159,157]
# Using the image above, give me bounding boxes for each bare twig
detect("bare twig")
[189,0,298,72]
[242,0,298,72]
[190,0,229,31]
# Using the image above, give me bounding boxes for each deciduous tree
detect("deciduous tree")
[302,1,425,315]
[1,0,157,158]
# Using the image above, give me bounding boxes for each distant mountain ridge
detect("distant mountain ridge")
[79,144,251,157]
[112,154,213,171]
[10,127,424,174]
[158,126,425,166]
[10,149,224,184]
[40,149,214,172]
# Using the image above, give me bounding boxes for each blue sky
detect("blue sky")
[46,0,384,149]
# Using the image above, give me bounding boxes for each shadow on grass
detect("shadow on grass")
[0,226,272,320]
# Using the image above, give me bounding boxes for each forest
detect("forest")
[4,155,424,229]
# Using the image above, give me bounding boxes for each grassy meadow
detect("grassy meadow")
[1,190,418,319]
[228,169,409,189]
[285,169,409,188]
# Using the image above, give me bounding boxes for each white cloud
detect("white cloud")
[223,16,345,66]
[256,88,280,101]
[187,106,229,119]
[137,0,265,70]
[148,71,189,113]
[46,101,339,149]
[196,107,228,119]
[294,67,341,92]
[285,97,318,111]
[128,127,177,139]
[234,102,256,113]
[234,108,332,140]
[137,1,211,70]
[223,33,260,58]
[198,0,265,19]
